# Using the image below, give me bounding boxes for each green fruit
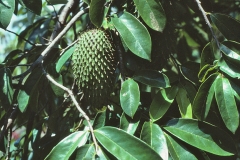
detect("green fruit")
[72,29,117,109]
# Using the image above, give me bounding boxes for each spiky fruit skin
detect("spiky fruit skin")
[72,29,116,109]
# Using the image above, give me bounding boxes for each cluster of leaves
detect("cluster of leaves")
[1,0,240,159]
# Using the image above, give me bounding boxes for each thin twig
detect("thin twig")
[46,0,59,22]
[50,0,79,41]
[13,8,89,80]
[6,127,12,160]
[42,67,99,152]
[6,29,36,46]
[60,39,79,56]
[195,0,220,49]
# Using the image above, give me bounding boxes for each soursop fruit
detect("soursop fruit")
[72,29,117,109]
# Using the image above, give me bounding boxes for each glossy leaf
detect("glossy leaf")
[210,13,240,42]
[3,50,24,72]
[133,70,170,88]
[94,126,162,159]
[23,68,43,94]
[164,133,197,160]
[44,131,89,160]
[198,64,218,82]
[180,62,199,85]
[176,86,192,118]
[89,0,108,27]
[17,90,30,113]
[214,77,239,133]
[96,147,110,160]
[133,0,166,32]
[19,0,42,15]
[222,40,240,54]
[200,41,217,69]
[179,80,196,104]
[56,45,76,73]
[192,73,219,120]
[120,79,140,118]
[120,113,140,135]
[230,80,240,103]
[204,79,216,120]
[150,85,178,121]
[0,0,15,29]
[93,110,106,129]
[76,144,95,160]
[112,12,151,61]
[164,118,236,156]
[0,68,13,110]
[220,41,240,61]
[141,122,168,160]
[218,58,240,78]
[220,41,240,71]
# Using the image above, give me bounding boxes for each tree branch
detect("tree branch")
[49,0,79,41]
[13,8,89,79]
[41,67,99,152]
[195,0,220,49]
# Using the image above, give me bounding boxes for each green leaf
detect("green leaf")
[204,79,216,120]
[3,50,24,72]
[198,64,218,82]
[141,122,168,160]
[200,41,218,69]
[180,62,199,85]
[218,57,240,78]
[76,144,95,160]
[133,70,170,88]
[176,86,192,118]
[19,0,42,15]
[120,113,140,135]
[56,45,76,73]
[17,90,30,113]
[220,41,240,69]
[230,80,240,103]
[23,68,43,94]
[150,85,178,121]
[96,147,110,160]
[120,79,140,118]
[17,19,46,50]
[192,73,219,120]
[133,0,166,32]
[179,80,196,104]
[164,118,236,156]
[44,131,89,160]
[0,0,15,29]
[112,11,151,61]
[221,41,240,61]
[222,40,240,54]
[210,13,240,42]
[93,110,106,130]
[164,133,197,160]
[89,0,108,27]
[94,126,162,160]
[214,77,239,133]
[0,68,13,110]
[27,82,40,112]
